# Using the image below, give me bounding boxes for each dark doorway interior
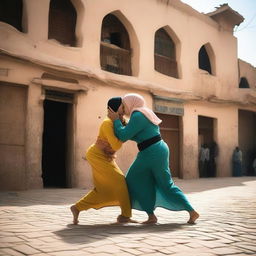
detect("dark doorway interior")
[198,116,217,178]
[238,110,256,176]
[198,116,213,144]
[42,100,68,187]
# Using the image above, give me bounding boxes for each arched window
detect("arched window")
[239,77,250,88]
[100,14,132,76]
[0,0,23,32]
[48,0,77,46]
[154,28,178,78]
[198,45,212,74]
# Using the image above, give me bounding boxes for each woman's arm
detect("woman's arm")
[114,112,148,142]
[102,120,122,151]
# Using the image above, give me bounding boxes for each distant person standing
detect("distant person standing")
[232,147,243,177]
[199,145,204,177]
[204,144,210,177]
[199,144,210,177]
[209,141,218,177]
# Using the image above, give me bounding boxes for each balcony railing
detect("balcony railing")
[154,53,178,78]
[100,42,132,76]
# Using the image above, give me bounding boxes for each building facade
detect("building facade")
[0,0,256,190]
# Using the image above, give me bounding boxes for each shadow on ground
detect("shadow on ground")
[174,176,255,193]
[54,222,187,244]
[0,177,255,206]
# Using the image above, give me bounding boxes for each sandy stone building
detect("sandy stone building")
[0,0,256,190]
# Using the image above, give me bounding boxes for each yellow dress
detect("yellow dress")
[75,118,131,217]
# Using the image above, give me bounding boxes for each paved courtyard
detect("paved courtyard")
[0,177,256,256]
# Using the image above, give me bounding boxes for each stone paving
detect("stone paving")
[0,177,256,256]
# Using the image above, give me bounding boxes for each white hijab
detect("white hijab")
[122,93,162,125]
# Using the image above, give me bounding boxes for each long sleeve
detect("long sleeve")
[114,112,148,142]
[101,119,122,151]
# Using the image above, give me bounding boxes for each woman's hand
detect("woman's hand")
[108,107,120,121]
[119,114,127,126]
[95,137,116,161]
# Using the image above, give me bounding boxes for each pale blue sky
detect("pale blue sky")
[181,0,256,67]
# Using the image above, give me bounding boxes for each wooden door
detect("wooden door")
[157,113,180,177]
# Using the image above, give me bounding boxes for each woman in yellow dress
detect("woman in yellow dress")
[70,97,132,224]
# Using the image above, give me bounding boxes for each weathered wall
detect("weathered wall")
[0,0,255,189]
[0,0,243,99]
[0,83,27,190]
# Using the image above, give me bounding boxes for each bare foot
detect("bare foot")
[142,214,158,224]
[70,205,79,225]
[128,218,138,223]
[116,215,137,224]
[187,210,199,224]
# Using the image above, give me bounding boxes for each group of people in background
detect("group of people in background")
[232,147,256,177]
[199,143,256,178]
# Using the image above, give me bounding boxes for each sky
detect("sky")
[181,0,256,67]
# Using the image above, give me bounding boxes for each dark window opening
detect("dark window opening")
[42,100,69,188]
[239,77,250,88]
[198,45,212,74]
[0,0,23,32]
[110,32,122,47]
[154,28,178,78]
[48,0,77,46]
[100,14,132,76]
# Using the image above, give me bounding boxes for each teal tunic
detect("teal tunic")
[114,111,194,214]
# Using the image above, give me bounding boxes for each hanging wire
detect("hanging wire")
[235,13,256,32]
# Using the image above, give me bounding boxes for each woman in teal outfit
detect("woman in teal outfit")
[108,93,199,224]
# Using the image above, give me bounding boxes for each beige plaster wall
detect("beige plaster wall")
[0,57,45,189]
[0,83,27,190]
[0,56,253,189]
[0,0,243,100]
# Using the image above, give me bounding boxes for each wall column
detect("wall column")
[25,84,44,189]
[23,0,50,41]
[182,106,199,179]
[216,108,238,177]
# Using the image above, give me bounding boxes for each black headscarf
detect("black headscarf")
[107,97,122,112]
